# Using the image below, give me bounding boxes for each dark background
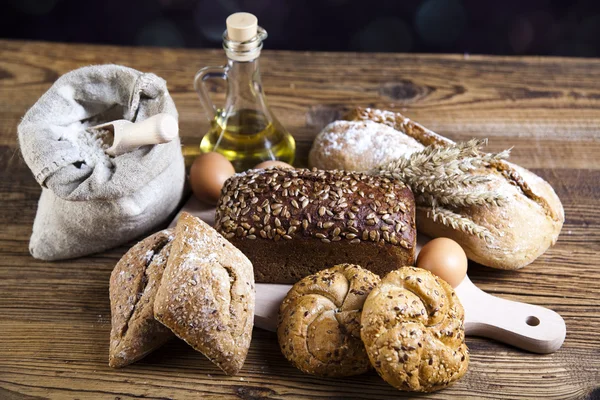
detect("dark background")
[2,0,600,56]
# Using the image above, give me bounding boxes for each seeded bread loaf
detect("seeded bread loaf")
[361,266,469,392]
[109,229,175,368]
[215,168,416,284]
[278,264,380,377]
[308,107,564,270]
[153,212,255,375]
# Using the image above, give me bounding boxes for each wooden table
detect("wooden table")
[1,40,599,399]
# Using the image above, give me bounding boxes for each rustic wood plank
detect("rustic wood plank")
[0,39,599,399]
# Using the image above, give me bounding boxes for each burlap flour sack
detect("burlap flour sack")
[18,64,185,260]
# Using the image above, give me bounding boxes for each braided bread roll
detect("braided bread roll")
[277,264,380,377]
[361,266,469,392]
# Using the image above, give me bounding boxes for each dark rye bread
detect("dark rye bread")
[215,168,416,283]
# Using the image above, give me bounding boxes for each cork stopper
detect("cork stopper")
[226,12,258,42]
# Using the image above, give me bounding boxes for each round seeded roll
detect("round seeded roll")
[361,266,469,392]
[277,264,380,377]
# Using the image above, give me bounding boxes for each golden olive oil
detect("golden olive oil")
[200,108,295,171]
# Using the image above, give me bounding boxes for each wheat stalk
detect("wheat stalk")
[372,139,510,242]
[427,207,493,242]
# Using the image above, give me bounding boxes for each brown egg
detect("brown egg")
[416,238,468,288]
[254,160,293,170]
[189,152,235,205]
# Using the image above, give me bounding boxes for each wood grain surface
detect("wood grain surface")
[1,39,599,400]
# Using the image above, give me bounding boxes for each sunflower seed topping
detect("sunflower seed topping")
[214,167,414,248]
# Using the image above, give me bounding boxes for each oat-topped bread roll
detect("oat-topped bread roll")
[109,229,175,368]
[215,168,416,283]
[278,264,380,377]
[154,212,255,375]
[309,107,564,270]
[361,266,469,392]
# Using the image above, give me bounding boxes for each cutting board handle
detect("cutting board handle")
[456,276,566,354]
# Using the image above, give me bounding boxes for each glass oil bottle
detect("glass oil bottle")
[192,12,295,171]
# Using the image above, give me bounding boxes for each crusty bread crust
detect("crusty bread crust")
[215,168,416,283]
[109,229,175,368]
[153,212,255,375]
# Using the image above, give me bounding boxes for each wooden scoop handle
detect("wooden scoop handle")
[106,113,178,156]
[455,276,566,354]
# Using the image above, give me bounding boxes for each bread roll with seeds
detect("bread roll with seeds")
[153,212,255,375]
[109,229,175,368]
[361,266,469,392]
[308,107,564,270]
[215,168,416,284]
[277,264,380,377]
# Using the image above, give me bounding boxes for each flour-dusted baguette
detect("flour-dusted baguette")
[109,229,175,368]
[153,212,255,375]
[215,168,416,283]
[308,107,564,270]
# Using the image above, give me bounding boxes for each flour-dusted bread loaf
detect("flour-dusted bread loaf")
[308,120,423,172]
[361,267,469,392]
[153,212,255,375]
[109,229,175,368]
[308,107,564,270]
[278,264,380,377]
[215,168,416,284]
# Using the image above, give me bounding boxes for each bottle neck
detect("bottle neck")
[226,57,261,81]
[223,57,268,114]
